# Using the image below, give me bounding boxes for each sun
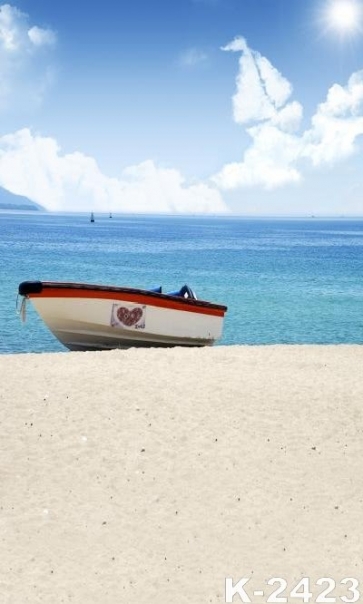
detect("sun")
[329,1,359,28]
[322,0,363,36]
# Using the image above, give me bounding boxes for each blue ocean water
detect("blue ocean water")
[1,211,363,353]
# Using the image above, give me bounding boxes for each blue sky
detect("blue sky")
[0,0,363,215]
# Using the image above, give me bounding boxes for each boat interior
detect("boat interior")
[150,285,197,299]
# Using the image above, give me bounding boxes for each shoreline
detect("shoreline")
[1,345,363,603]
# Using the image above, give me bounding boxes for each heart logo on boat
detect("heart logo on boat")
[116,306,143,327]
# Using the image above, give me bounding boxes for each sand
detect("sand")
[1,345,363,603]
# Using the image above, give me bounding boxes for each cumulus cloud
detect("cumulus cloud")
[213,37,363,191]
[0,4,56,110]
[214,38,303,189]
[28,25,56,47]
[302,71,363,165]
[0,128,229,214]
[0,4,23,51]
[215,124,302,190]
[0,7,225,215]
[221,37,293,124]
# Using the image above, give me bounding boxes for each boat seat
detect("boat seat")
[167,285,197,300]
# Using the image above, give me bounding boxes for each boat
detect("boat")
[17,281,227,351]
[90,212,95,223]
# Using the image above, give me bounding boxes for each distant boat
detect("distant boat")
[109,212,112,219]
[17,281,227,351]
[90,212,95,223]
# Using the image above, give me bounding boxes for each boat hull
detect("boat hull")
[19,282,227,351]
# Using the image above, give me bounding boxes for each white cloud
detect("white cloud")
[213,37,363,191]
[0,7,225,216]
[270,101,303,133]
[0,128,229,215]
[0,4,56,110]
[28,25,56,47]
[221,36,292,124]
[0,4,23,51]
[214,123,302,190]
[179,47,208,67]
[221,37,247,53]
[257,55,292,109]
[0,4,56,53]
[302,71,363,165]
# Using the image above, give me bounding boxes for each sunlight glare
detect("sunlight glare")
[329,1,358,29]
[324,0,363,35]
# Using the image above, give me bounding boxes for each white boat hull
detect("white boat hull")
[18,282,227,351]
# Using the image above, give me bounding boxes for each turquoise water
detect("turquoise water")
[1,212,363,353]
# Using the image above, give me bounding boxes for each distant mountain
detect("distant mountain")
[0,187,45,211]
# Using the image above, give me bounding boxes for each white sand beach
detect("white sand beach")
[1,345,363,603]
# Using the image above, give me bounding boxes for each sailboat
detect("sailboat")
[90,212,95,223]
[109,212,112,219]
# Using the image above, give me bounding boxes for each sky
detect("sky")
[0,0,363,215]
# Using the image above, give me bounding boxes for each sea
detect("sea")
[1,211,363,354]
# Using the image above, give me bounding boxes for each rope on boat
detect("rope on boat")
[16,295,27,323]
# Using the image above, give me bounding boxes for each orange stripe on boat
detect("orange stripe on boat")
[29,288,226,317]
